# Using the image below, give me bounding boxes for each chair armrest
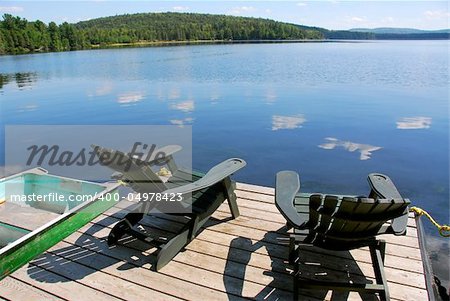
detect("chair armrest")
[130,145,182,166]
[275,171,307,228]
[367,173,402,199]
[368,174,410,235]
[391,205,409,235]
[163,158,246,195]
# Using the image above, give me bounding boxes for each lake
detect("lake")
[0,40,449,282]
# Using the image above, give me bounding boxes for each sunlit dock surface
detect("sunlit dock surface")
[1,182,429,300]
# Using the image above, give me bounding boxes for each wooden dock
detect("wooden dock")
[0,182,429,300]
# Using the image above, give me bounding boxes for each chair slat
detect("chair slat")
[309,194,322,229]
[337,197,360,233]
[317,195,338,233]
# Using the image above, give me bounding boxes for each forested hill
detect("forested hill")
[76,13,324,42]
[0,12,324,54]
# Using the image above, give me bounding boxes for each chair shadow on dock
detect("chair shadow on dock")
[24,202,233,285]
[223,225,380,300]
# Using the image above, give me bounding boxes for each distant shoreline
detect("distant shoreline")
[92,39,338,48]
[0,39,389,56]
[1,38,447,56]
[0,39,333,56]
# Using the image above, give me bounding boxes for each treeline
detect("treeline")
[296,24,450,40]
[0,14,89,54]
[0,13,324,54]
[323,30,449,40]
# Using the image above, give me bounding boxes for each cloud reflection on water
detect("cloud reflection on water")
[117,92,145,104]
[319,137,382,160]
[170,117,194,128]
[397,117,432,129]
[272,115,306,131]
[170,100,195,112]
[88,82,113,97]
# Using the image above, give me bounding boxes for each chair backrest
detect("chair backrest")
[309,194,410,239]
[93,146,167,194]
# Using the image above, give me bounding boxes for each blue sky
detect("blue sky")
[0,1,448,30]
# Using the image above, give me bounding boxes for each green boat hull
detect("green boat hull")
[0,168,120,280]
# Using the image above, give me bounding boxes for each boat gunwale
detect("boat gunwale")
[0,167,120,257]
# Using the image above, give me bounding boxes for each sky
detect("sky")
[0,1,448,30]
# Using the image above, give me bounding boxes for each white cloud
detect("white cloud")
[265,9,272,14]
[319,137,382,160]
[381,16,395,24]
[351,16,366,23]
[172,6,189,12]
[0,6,23,13]
[396,117,432,130]
[296,2,307,7]
[272,115,306,131]
[424,10,450,20]
[229,6,255,15]
[117,92,144,104]
[170,100,195,113]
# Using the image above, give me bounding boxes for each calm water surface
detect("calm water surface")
[0,41,449,282]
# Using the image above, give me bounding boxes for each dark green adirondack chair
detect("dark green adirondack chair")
[92,144,246,271]
[275,171,410,301]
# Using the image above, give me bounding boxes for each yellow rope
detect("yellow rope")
[117,180,128,187]
[0,198,5,205]
[410,206,450,237]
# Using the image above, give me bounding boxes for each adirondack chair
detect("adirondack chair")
[275,171,410,301]
[92,144,246,270]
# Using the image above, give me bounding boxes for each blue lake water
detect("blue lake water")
[0,41,449,281]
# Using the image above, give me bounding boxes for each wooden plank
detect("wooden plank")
[104,196,420,251]
[235,189,418,228]
[0,275,63,301]
[95,200,424,286]
[98,198,424,272]
[9,264,119,301]
[29,241,180,301]
[3,181,429,301]
[217,203,420,245]
[230,198,419,238]
[73,219,312,298]
[209,210,422,257]
[90,206,426,293]
[65,223,249,301]
[64,225,283,301]
[236,183,274,195]
[183,238,426,290]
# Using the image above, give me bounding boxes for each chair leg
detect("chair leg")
[108,212,144,246]
[293,245,300,301]
[156,228,190,271]
[370,240,390,301]
[223,177,240,218]
[289,234,296,264]
[379,240,386,263]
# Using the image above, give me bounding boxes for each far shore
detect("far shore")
[2,39,344,56]
[90,39,335,49]
[3,38,440,56]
